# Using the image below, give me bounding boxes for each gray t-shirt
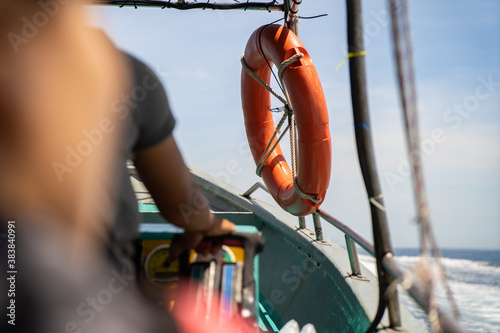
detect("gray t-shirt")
[111,53,176,261]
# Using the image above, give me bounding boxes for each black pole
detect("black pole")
[90,0,283,11]
[346,0,401,330]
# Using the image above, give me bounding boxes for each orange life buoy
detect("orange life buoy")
[241,24,331,216]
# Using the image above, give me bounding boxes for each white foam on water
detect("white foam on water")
[358,254,500,332]
[449,279,500,332]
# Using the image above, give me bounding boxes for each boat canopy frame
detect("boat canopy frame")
[90,0,284,12]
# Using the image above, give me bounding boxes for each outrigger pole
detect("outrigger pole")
[90,0,282,11]
[345,0,401,331]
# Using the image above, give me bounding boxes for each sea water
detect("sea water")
[359,249,500,332]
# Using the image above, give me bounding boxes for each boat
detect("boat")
[91,1,466,332]
[132,165,428,332]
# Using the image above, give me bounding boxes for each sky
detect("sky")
[88,0,500,249]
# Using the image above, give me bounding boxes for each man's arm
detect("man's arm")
[133,134,235,256]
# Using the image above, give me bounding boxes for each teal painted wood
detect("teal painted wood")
[138,203,371,330]
[138,202,160,213]
[133,168,428,332]
[187,169,427,333]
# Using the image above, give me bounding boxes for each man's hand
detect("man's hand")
[169,216,236,261]
[134,135,236,260]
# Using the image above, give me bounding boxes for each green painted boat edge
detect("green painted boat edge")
[136,168,427,332]
[139,219,270,329]
[188,167,428,333]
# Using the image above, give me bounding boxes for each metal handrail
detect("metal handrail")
[312,213,324,241]
[345,235,361,276]
[298,216,306,229]
[241,184,464,331]
[316,210,374,256]
[242,182,269,198]
[315,209,466,333]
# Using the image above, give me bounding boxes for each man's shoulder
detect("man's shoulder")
[120,52,175,152]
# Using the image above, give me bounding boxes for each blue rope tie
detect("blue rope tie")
[355,119,370,131]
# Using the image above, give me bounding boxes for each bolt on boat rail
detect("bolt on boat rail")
[243,183,466,333]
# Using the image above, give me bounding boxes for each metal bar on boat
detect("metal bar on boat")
[316,210,374,256]
[298,216,306,229]
[242,182,270,198]
[345,235,361,276]
[312,213,324,241]
[90,1,283,11]
[318,210,466,332]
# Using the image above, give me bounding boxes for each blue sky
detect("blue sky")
[88,0,500,249]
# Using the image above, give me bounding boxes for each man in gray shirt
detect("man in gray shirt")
[110,53,235,274]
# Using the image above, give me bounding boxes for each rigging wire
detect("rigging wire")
[257,25,286,95]
[388,0,460,331]
[298,14,328,20]
[256,12,327,95]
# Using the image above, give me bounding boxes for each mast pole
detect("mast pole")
[345,0,401,330]
[285,0,299,36]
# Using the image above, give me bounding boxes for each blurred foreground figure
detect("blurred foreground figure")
[0,2,176,332]
[110,52,236,275]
